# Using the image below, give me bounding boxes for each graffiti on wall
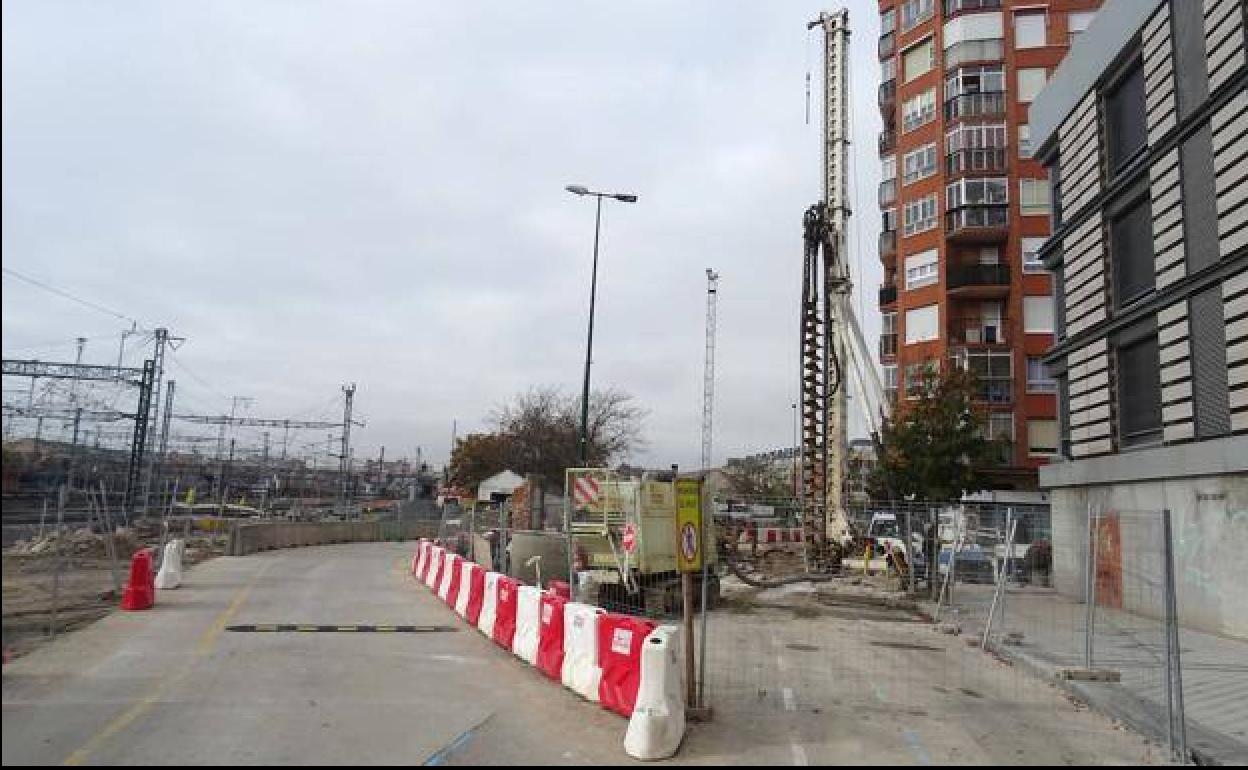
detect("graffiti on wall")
[1095,511,1123,609]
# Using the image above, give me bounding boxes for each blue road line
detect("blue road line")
[903,729,933,766]
[423,715,493,766]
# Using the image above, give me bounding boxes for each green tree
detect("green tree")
[448,386,646,490]
[721,455,791,499]
[867,365,1005,501]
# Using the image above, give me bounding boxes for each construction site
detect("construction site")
[4,0,1247,766]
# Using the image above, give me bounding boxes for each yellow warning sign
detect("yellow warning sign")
[675,479,703,572]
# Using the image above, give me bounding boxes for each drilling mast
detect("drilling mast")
[800,9,853,568]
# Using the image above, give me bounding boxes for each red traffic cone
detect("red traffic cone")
[121,549,155,611]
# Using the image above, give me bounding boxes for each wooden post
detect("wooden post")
[683,571,696,708]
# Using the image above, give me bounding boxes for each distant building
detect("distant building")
[1031,0,1247,638]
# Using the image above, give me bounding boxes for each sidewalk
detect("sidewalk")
[924,584,1248,765]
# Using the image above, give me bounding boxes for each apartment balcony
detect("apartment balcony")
[986,439,1015,466]
[879,230,897,261]
[878,178,897,207]
[945,205,1009,244]
[879,284,898,307]
[879,129,896,156]
[946,147,1008,177]
[945,0,1002,15]
[879,79,897,116]
[974,377,1014,404]
[879,31,896,59]
[879,333,898,359]
[944,91,1007,122]
[948,316,1010,346]
[947,263,1011,299]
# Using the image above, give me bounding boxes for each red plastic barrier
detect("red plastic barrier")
[492,576,520,649]
[536,592,568,680]
[597,613,657,717]
[547,580,571,600]
[445,555,464,607]
[411,541,426,576]
[428,549,446,590]
[120,549,155,611]
[421,544,438,584]
[465,564,486,626]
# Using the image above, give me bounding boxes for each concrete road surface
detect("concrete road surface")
[2,543,1165,765]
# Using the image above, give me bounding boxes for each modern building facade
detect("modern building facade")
[877,0,1103,490]
[1031,0,1247,638]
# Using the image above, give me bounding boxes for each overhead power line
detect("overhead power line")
[2,266,147,329]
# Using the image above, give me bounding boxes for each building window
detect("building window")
[903,143,938,185]
[1026,357,1056,393]
[1117,335,1162,448]
[882,156,897,182]
[1018,124,1032,157]
[946,64,1006,98]
[1013,13,1047,49]
[1110,195,1154,308]
[1027,419,1059,456]
[883,364,899,401]
[881,8,897,35]
[900,0,935,33]
[905,304,939,344]
[945,38,1005,69]
[882,207,898,232]
[904,194,939,236]
[1019,178,1051,216]
[1023,295,1054,334]
[903,38,936,82]
[958,349,1013,403]
[1068,11,1096,44]
[946,122,1007,153]
[1104,57,1147,175]
[902,88,937,132]
[905,248,940,289]
[1022,237,1048,273]
[985,412,1015,442]
[881,57,897,83]
[1017,67,1048,102]
[946,177,1008,207]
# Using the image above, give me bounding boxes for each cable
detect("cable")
[2,267,148,329]
[165,349,232,404]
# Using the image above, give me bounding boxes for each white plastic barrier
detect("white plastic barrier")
[454,560,476,617]
[425,547,445,588]
[561,602,607,701]
[154,539,184,590]
[624,626,686,760]
[437,554,461,602]
[477,572,502,636]
[511,585,542,665]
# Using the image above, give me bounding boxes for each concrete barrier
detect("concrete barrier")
[154,539,184,589]
[228,520,439,556]
[624,626,686,760]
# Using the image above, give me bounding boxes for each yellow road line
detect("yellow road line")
[64,567,265,766]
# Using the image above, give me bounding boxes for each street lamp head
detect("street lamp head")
[565,184,590,196]
[612,193,638,203]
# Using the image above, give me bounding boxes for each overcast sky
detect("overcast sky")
[2,0,883,471]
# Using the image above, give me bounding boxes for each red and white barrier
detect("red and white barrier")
[492,576,520,650]
[464,564,486,626]
[536,592,568,681]
[597,613,658,718]
[454,559,477,618]
[511,585,542,665]
[624,625,686,760]
[413,540,430,578]
[562,602,606,701]
[477,572,501,636]
[426,547,446,589]
[437,553,462,603]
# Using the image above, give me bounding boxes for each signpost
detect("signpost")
[675,478,702,709]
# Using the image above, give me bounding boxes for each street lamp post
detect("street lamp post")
[565,184,638,466]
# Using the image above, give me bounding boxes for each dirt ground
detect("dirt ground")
[2,524,228,661]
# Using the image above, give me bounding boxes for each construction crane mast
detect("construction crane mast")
[701,269,720,472]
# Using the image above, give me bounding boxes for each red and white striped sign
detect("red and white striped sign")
[572,475,601,507]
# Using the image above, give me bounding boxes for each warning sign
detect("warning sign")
[621,523,637,554]
[675,479,703,572]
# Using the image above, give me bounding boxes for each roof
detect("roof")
[477,470,526,501]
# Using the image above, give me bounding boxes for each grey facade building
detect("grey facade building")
[1032,0,1247,638]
